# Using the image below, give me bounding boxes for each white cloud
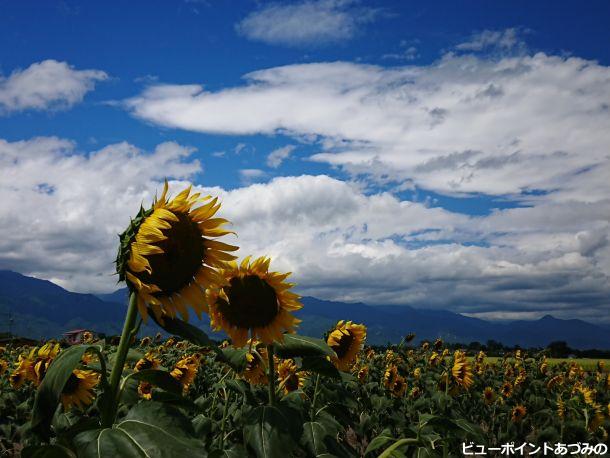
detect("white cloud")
[239,168,268,184]
[236,0,378,47]
[0,137,200,292]
[0,137,608,321]
[125,53,610,202]
[267,145,296,168]
[455,28,522,51]
[0,60,107,114]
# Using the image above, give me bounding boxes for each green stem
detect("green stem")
[310,374,320,419]
[101,291,139,428]
[218,388,230,450]
[267,345,276,406]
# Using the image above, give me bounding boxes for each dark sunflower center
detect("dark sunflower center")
[285,374,299,392]
[331,331,353,359]
[218,275,279,329]
[63,373,80,395]
[136,359,153,371]
[139,212,204,295]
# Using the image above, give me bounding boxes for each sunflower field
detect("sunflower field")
[1,184,609,457]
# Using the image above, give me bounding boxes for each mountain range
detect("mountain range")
[1,270,609,349]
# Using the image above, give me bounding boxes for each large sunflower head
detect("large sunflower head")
[117,181,238,322]
[207,256,302,347]
[327,320,367,371]
[60,369,99,411]
[451,350,474,390]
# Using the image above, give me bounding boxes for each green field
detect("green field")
[468,356,610,372]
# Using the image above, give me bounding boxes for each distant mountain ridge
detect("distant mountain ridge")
[1,270,609,349]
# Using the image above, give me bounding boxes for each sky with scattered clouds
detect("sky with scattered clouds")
[1,0,609,322]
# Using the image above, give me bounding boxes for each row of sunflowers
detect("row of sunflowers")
[0,183,609,456]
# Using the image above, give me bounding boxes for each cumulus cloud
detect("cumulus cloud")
[125,53,610,202]
[236,0,379,47]
[267,145,296,168]
[0,136,608,321]
[0,60,107,114]
[0,137,199,292]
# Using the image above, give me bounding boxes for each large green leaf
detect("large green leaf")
[220,347,249,372]
[300,421,329,457]
[274,335,335,358]
[73,402,205,458]
[243,406,295,458]
[122,369,182,396]
[32,344,104,436]
[21,444,76,458]
[300,357,340,379]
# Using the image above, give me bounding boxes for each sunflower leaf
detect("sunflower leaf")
[73,401,205,458]
[121,369,182,396]
[300,356,341,379]
[243,406,296,458]
[31,344,104,438]
[21,444,76,458]
[220,347,250,372]
[274,334,335,358]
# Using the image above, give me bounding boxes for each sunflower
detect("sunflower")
[207,256,302,347]
[277,359,303,394]
[134,351,161,372]
[547,375,564,391]
[60,369,99,410]
[140,336,152,347]
[557,397,565,420]
[383,365,398,390]
[27,343,61,386]
[116,181,238,322]
[413,368,421,379]
[483,387,495,405]
[434,338,443,350]
[357,366,369,383]
[451,350,473,390]
[9,368,26,389]
[327,321,367,371]
[241,343,268,386]
[391,375,407,398]
[0,359,8,375]
[410,386,422,399]
[511,405,527,423]
[82,331,94,343]
[501,381,513,398]
[170,356,199,393]
[138,381,154,400]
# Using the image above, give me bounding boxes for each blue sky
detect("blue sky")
[1,1,609,322]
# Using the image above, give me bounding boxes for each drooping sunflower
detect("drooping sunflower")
[483,387,495,405]
[207,256,302,347]
[116,181,238,322]
[391,375,407,398]
[357,366,369,384]
[134,351,161,372]
[383,364,398,390]
[170,356,199,393]
[327,320,367,371]
[511,405,527,423]
[60,369,99,410]
[138,381,154,400]
[451,350,473,390]
[0,359,8,375]
[277,359,303,394]
[241,345,269,386]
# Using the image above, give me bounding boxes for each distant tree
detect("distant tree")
[547,341,571,358]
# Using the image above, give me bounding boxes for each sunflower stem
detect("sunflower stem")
[267,344,276,406]
[310,373,321,419]
[101,290,139,428]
